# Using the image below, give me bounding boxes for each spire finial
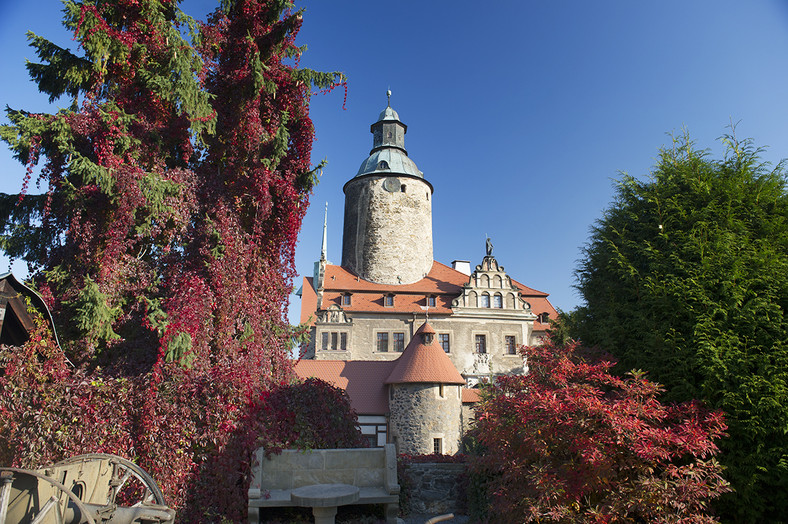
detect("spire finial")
[386,88,392,107]
[320,202,328,261]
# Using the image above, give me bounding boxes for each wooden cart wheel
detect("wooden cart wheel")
[0,467,96,524]
[53,453,166,507]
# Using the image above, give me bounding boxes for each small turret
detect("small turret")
[386,322,464,455]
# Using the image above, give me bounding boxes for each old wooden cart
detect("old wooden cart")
[0,453,175,523]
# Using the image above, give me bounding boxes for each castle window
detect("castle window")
[539,312,550,323]
[427,295,436,307]
[401,184,406,192]
[438,384,445,398]
[493,293,503,308]
[377,332,389,352]
[384,294,394,307]
[505,335,517,355]
[341,294,351,306]
[393,332,405,352]
[433,438,442,455]
[475,334,487,354]
[439,334,450,353]
[321,331,348,351]
[481,293,490,308]
[377,160,389,170]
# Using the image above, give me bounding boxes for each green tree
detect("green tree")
[572,131,788,522]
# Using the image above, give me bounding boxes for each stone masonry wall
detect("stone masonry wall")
[403,463,467,516]
[342,175,433,285]
[389,383,461,455]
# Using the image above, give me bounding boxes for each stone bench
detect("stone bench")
[248,445,400,523]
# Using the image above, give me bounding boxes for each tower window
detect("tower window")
[439,334,450,353]
[475,334,487,354]
[377,332,389,352]
[377,160,389,170]
[438,384,445,398]
[505,335,517,355]
[393,332,405,352]
[401,184,406,192]
[433,438,442,455]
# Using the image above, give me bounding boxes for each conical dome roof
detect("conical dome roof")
[385,322,465,385]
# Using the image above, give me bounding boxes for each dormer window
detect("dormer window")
[377,160,389,170]
[384,294,394,307]
[341,294,352,306]
[427,295,436,307]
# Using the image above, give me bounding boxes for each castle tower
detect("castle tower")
[341,93,434,285]
[386,323,465,455]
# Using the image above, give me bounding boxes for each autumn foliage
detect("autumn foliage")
[0,0,354,520]
[468,341,730,523]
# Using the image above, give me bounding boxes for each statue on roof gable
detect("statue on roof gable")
[486,237,493,256]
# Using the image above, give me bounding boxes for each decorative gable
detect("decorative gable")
[451,255,535,318]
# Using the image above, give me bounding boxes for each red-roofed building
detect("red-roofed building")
[295,97,558,452]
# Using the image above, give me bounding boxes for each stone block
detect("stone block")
[354,468,383,487]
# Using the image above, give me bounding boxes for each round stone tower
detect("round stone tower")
[341,95,434,285]
[386,323,465,455]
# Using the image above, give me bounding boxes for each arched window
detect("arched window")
[493,275,502,288]
[493,293,503,308]
[469,291,478,308]
[481,292,490,308]
[480,274,490,288]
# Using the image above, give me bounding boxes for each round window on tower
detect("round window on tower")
[377,160,389,170]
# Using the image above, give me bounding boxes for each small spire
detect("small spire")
[320,202,328,261]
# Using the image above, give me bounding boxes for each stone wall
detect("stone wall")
[402,463,467,516]
[389,383,462,455]
[342,175,433,285]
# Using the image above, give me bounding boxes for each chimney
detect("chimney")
[452,260,471,276]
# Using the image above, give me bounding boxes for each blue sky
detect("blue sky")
[2,1,788,323]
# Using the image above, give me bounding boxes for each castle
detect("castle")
[295,96,557,455]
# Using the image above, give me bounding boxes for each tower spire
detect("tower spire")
[321,202,328,262]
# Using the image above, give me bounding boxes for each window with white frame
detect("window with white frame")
[433,438,442,454]
[438,333,450,353]
[320,331,348,351]
[481,293,490,308]
[475,334,487,354]
[493,293,503,308]
[393,332,405,352]
[384,294,394,307]
[376,332,389,352]
[505,335,517,355]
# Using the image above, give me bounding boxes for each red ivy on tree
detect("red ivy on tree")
[468,341,730,523]
[0,0,348,520]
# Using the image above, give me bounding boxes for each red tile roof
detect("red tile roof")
[294,359,394,415]
[462,388,482,403]
[385,323,465,385]
[301,261,559,330]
